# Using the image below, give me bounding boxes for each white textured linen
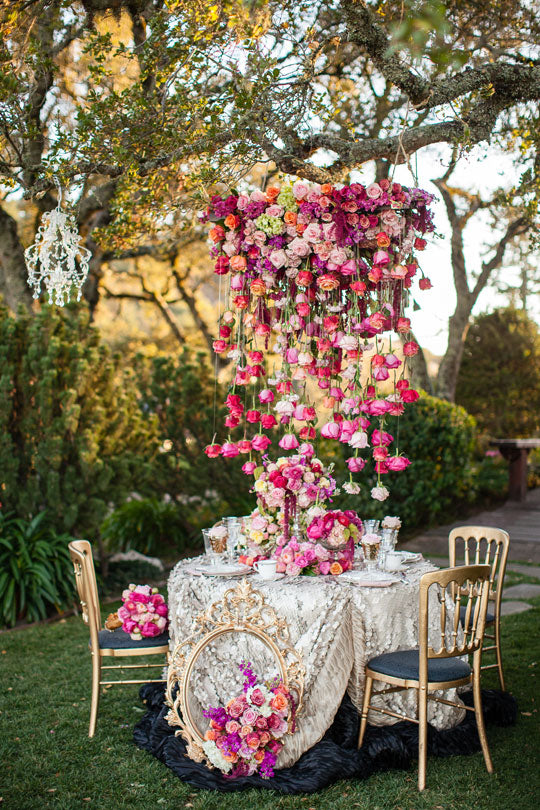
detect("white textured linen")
[167,558,465,768]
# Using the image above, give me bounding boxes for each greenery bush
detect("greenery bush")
[0,511,75,627]
[0,303,159,539]
[100,497,189,555]
[135,351,254,544]
[330,392,477,530]
[456,307,540,437]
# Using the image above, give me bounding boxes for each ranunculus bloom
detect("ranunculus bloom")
[212,339,228,353]
[368,399,391,416]
[349,430,368,449]
[350,280,366,294]
[371,485,390,501]
[233,295,250,309]
[373,445,388,461]
[323,315,340,332]
[237,439,252,453]
[204,443,221,458]
[396,317,412,333]
[258,389,274,404]
[373,366,389,381]
[296,270,313,286]
[246,409,261,423]
[242,461,257,475]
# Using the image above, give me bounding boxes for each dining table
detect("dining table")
[166,554,466,768]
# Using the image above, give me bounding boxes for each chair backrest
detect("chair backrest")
[449,526,510,612]
[419,565,491,676]
[68,540,101,652]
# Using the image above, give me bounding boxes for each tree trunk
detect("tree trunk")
[0,206,34,313]
[435,301,472,402]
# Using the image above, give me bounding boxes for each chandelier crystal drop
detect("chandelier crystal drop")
[24,188,91,306]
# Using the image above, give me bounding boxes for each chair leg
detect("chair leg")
[357,675,374,748]
[473,669,494,774]
[418,686,428,792]
[494,621,505,691]
[89,652,101,738]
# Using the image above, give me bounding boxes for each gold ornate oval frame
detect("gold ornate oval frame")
[165,578,305,765]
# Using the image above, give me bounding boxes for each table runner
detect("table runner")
[167,557,465,768]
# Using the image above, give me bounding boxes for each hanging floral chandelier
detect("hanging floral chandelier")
[25,186,91,306]
[202,178,436,502]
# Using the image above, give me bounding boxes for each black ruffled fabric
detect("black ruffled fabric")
[133,685,516,794]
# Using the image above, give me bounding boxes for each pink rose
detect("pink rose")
[251,434,272,452]
[373,366,389,382]
[122,618,137,633]
[347,456,365,472]
[141,621,161,637]
[288,236,311,257]
[270,249,288,269]
[366,183,382,199]
[241,708,258,725]
[221,442,239,457]
[368,399,391,416]
[242,461,257,475]
[155,603,168,617]
[250,688,266,707]
[255,716,268,730]
[226,720,241,734]
[130,591,149,603]
[319,560,331,575]
[321,421,341,439]
[385,455,411,471]
[292,181,309,199]
[384,353,401,369]
[279,433,299,450]
[228,699,245,719]
[303,223,322,242]
[258,389,274,404]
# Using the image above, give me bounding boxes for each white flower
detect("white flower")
[202,740,233,773]
[343,482,361,495]
[275,399,295,416]
[339,335,358,351]
[209,525,227,539]
[371,486,390,502]
[349,431,369,449]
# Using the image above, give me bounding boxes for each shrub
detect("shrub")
[100,498,189,555]
[135,351,254,542]
[0,511,75,627]
[456,307,540,437]
[330,392,477,531]
[0,303,159,538]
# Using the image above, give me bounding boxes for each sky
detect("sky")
[350,145,539,356]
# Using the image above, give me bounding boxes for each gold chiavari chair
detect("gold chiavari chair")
[449,526,510,690]
[358,565,494,791]
[69,540,169,738]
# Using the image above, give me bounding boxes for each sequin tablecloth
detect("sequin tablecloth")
[167,557,465,768]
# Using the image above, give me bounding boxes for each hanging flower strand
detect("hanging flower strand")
[202,179,435,501]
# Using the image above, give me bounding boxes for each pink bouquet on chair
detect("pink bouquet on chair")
[117,584,169,641]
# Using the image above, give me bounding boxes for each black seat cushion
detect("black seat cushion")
[368,648,471,682]
[459,605,495,625]
[96,628,169,650]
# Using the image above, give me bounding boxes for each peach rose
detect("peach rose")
[317,274,340,291]
[329,561,343,576]
[230,255,247,272]
[250,279,266,296]
[284,211,297,224]
[270,693,288,712]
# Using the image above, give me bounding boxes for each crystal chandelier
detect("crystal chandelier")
[25,184,91,306]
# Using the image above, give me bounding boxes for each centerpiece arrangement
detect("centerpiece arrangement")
[203,178,434,502]
[116,584,169,640]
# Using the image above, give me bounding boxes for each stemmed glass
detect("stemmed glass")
[224,516,242,562]
[202,527,227,566]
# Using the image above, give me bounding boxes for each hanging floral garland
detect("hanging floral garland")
[202,178,435,502]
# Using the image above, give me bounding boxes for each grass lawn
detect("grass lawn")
[1,597,539,810]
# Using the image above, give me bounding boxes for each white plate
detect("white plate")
[339,570,400,587]
[395,551,422,564]
[252,573,285,582]
[193,562,252,577]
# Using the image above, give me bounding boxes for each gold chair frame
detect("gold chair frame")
[358,565,493,791]
[165,578,305,766]
[449,525,510,689]
[69,540,169,738]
